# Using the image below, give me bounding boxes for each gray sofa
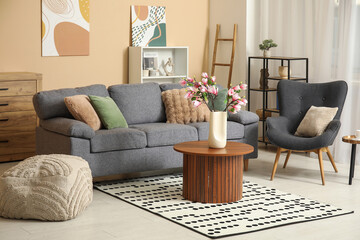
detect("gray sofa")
[33,82,259,178]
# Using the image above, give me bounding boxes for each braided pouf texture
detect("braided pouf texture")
[0,154,93,221]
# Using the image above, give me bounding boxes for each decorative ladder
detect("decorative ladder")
[211,24,237,89]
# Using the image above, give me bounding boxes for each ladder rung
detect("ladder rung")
[214,63,231,66]
[217,38,234,41]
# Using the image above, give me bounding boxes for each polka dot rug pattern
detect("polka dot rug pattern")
[94,174,353,239]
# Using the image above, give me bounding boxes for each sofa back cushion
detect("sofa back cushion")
[108,82,165,125]
[33,84,109,120]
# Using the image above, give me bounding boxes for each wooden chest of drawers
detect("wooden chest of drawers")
[0,72,42,162]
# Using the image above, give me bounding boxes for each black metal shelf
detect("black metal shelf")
[247,56,309,144]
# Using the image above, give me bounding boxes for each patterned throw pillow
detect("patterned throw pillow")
[161,88,210,124]
[64,95,101,130]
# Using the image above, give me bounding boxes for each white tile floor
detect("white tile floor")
[0,146,359,240]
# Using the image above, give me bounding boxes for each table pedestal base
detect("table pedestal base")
[182,154,243,203]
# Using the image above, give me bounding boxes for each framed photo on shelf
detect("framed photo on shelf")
[143,52,158,70]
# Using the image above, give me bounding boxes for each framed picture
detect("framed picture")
[143,52,158,70]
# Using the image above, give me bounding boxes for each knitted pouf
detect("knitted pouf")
[0,154,93,221]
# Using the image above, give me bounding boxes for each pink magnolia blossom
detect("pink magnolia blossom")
[208,86,218,95]
[194,82,201,88]
[237,98,248,106]
[233,85,240,91]
[240,83,247,90]
[192,100,202,107]
[202,78,208,85]
[201,72,208,78]
[233,104,241,112]
[211,76,216,82]
[187,77,194,83]
[232,93,240,101]
[184,91,194,99]
[228,89,235,96]
[179,79,187,86]
[200,86,207,93]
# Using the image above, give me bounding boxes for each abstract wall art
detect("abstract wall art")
[42,0,90,56]
[131,6,166,47]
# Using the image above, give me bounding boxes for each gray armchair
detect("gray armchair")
[266,80,348,185]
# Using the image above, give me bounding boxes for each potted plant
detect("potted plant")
[180,73,247,148]
[259,39,278,57]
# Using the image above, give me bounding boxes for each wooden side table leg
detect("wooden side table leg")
[349,144,357,185]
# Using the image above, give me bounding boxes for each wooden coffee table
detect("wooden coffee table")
[174,141,253,203]
[342,135,360,185]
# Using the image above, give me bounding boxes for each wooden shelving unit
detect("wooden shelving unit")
[247,56,309,144]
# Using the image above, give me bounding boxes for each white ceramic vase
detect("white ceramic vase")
[263,50,271,58]
[208,111,227,148]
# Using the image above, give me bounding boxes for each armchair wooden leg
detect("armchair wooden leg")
[325,147,338,173]
[244,159,249,171]
[271,147,282,181]
[317,149,325,185]
[283,150,292,168]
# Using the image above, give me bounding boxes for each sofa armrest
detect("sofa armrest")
[228,110,259,125]
[40,117,95,139]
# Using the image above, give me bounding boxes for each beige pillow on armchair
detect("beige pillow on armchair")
[295,106,338,137]
[161,88,210,124]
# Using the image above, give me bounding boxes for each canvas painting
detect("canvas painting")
[42,0,90,56]
[131,6,166,47]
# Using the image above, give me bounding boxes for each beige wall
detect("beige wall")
[0,0,209,90]
[209,0,247,89]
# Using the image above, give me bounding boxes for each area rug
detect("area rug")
[94,174,353,239]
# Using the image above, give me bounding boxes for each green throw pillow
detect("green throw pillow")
[88,95,128,129]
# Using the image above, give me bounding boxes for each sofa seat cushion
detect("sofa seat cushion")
[188,121,245,140]
[130,123,198,147]
[91,128,147,153]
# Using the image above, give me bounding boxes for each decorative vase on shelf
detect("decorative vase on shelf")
[278,66,291,79]
[263,50,271,58]
[259,68,269,89]
[208,111,227,148]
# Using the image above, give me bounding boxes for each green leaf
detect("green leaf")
[212,88,228,111]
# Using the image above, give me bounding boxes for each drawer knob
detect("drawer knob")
[0,118,9,122]
[0,103,9,106]
[0,140,9,143]
[0,88,9,91]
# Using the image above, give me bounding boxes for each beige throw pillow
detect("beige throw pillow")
[64,95,101,130]
[295,106,338,137]
[161,88,210,124]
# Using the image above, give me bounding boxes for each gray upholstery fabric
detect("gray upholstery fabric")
[187,121,244,140]
[159,83,184,92]
[36,127,183,177]
[228,110,259,125]
[33,84,109,120]
[40,117,95,139]
[108,83,166,125]
[277,80,347,133]
[266,80,347,151]
[90,128,147,153]
[129,123,198,147]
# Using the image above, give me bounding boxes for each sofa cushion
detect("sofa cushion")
[90,128,147,153]
[159,83,184,92]
[188,121,245,140]
[130,123,198,147]
[161,88,210,124]
[64,95,102,131]
[33,84,109,120]
[108,83,165,125]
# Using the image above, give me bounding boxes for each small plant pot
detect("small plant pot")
[279,66,291,79]
[263,50,271,58]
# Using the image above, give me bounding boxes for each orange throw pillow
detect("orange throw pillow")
[161,88,210,124]
[64,95,101,130]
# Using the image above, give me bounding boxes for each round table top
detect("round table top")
[173,141,254,157]
[342,135,360,144]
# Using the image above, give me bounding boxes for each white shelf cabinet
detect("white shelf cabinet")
[129,46,188,84]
